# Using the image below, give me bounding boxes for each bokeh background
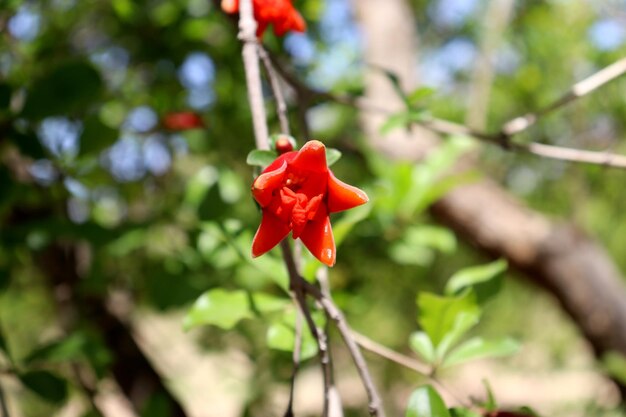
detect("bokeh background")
[1,0,626,416]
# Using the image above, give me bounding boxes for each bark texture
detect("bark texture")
[353,0,626,394]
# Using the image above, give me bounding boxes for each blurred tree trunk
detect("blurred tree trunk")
[353,0,626,397]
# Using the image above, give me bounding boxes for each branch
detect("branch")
[258,45,291,135]
[238,0,269,150]
[280,243,386,417]
[350,331,431,376]
[268,53,626,170]
[502,57,626,135]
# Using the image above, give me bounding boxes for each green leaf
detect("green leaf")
[417,291,480,346]
[405,385,450,417]
[435,310,481,361]
[25,333,87,365]
[325,148,342,166]
[602,351,626,385]
[407,87,435,108]
[371,65,409,106]
[183,289,288,330]
[80,115,118,155]
[445,259,507,305]
[405,225,457,254]
[380,110,429,135]
[184,289,253,330]
[443,337,520,368]
[332,204,371,247]
[0,83,11,110]
[449,408,482,417]
[409,331,435,364]
[246,149,277,167]
[19,370,69,404]
[482,380,497,411]
[22,62,103,119]
[251,293,290,315]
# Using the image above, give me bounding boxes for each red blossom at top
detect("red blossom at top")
[221,0,306,38]
[251,140,368,266]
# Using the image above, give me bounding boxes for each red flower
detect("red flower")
[221,0,306,38]
[251,140,368,266]
[162,112,204,131]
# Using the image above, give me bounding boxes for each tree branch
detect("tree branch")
[268,53,626,170]
[238,0,269,150]
[502,57,626,135]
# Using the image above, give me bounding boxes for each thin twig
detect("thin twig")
[258,45,291,135]
[350,331,431,375]
[502,57,626,135]
[281,244,386,417]
[284,307,302,417]
[280,241,332,417]
[350,332,472,408]
[268,53,626,170]
[238,0,269,150]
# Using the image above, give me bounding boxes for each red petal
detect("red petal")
[251,211,291,258]
[327,170,369,213]
[290,140,328,173]
[299,216,335,267]
[252,160,287,207]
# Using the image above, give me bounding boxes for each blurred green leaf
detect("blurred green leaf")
[409,331,435,364]
[184,289,287,330]
[246,150,277,167]
[333,204,371,247]
[445,259,507,305]
[435,310,481,362]
[266,316,318,361]
[417,291,480,346]
[449,408,481,417]
[407,87,435,108]
[80,115,118,155]
[0,268,9,291]
[25,333,87,365]
[112,0,136,20]
[10,129,46,159]
[602,351,626,385]
[326,148,342,166]
[482,379,497,411]
[141,393,171,417]
[379,110,429,135]
[405,385,450,417]
[443,337,520,368]
[184,289,253,330]
[19,370,69,404]
[0,83,11,110]
[22,62,103,119]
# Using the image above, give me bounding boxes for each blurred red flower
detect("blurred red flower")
[221,0,306,38]
[162,112,204,131]
[251,140,368,266]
